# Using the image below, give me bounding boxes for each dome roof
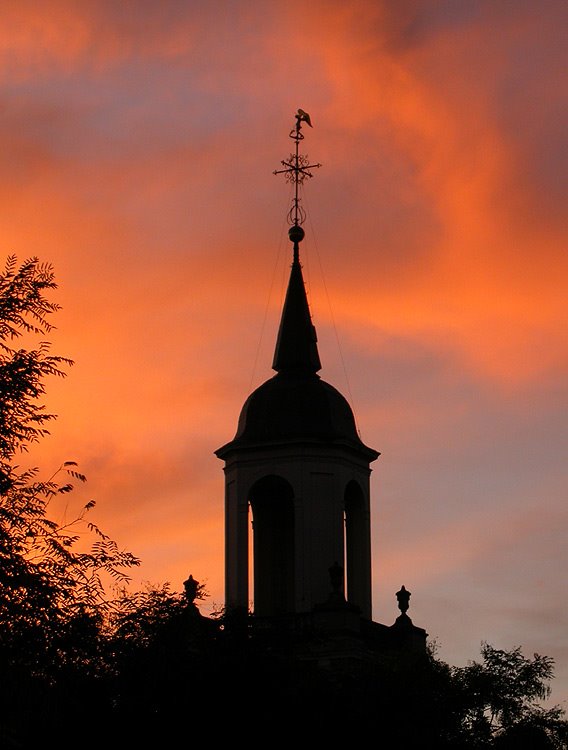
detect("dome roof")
[237,373,356,442]
[216,372,377,458]
[216,235,378,461]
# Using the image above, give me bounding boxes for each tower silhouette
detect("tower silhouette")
[216,112,425,655]
[216,225,379,618]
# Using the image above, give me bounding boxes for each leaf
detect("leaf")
[68,470,87,482]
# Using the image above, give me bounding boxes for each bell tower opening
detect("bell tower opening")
[344,480,368,611]
[250,475,295,617]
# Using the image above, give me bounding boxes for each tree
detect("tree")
[104,580,217,738]
[0,255,71,489]
[0,256,139,744]
[452,643,568,749]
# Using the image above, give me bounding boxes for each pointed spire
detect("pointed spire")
[272,231,321,376]
[272,111,322,376]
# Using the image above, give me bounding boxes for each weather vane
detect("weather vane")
[274,109,321,258]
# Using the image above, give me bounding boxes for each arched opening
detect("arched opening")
[344,480,366,609]
[250,475,295,616]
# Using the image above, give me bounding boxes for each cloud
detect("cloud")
[2,0,567,704]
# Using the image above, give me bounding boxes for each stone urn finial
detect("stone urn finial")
[183,574,200,605]
[396,585,411,614]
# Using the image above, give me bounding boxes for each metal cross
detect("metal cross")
[274,109,321,229]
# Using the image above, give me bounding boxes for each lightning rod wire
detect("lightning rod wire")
[248,182,294,393]
[303,188,361,437]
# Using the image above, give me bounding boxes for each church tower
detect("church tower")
[215,111,379,620]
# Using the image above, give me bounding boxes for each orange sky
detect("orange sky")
[2,0,567,705]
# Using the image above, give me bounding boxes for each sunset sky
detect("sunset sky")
[3,1,567,704]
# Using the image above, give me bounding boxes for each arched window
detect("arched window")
[249,475,295,616]
[344,480,365,608]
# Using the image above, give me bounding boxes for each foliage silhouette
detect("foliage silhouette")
[450,643,568,749]
[96,592,568,747]
[0,256,139,745]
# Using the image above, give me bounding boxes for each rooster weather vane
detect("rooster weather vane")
[274,109,321,255]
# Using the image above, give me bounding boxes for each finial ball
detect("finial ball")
[288,224,305,244]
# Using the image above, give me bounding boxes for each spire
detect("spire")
[272,110,322,376]
[272,230,321,375]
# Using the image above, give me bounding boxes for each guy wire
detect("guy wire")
[303,190,361,437]
[248,182,294,393]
